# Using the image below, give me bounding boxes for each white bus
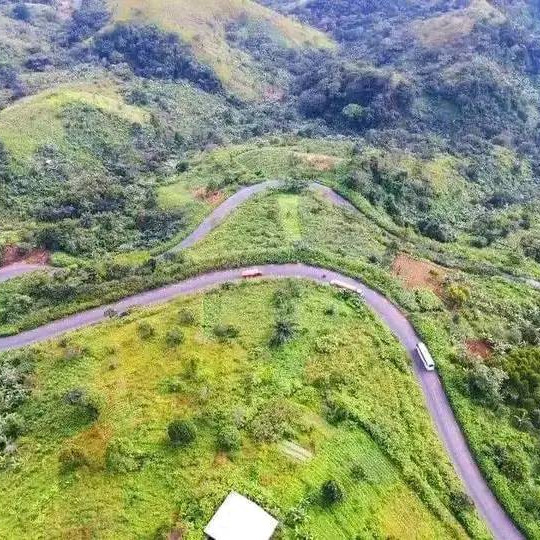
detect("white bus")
[416,342,435,371]
[330,279,364,297]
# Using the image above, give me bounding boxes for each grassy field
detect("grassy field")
[0,280,487,539]
[0,83,148,161]
[107,0,333,99]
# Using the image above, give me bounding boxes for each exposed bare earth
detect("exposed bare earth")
[466,339,493,359]
[392,253,447,294]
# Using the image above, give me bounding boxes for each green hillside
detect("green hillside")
[108,0,333,99]
[2,0,540,537]
[0,281,484,538]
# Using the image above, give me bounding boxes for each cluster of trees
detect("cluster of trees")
[0,350,35,465]
[93,24,221,92]
[292,58,415,130]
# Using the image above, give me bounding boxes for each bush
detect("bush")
[168,419,197,446]
[446,283,471,308]
[212,324,239,341]
[491,444,530,482]
[270,318,297,347]
[449,491,474,514]
[63,388,100,421]
[321,479,344,505]
[165,328,184,348]
[137,322,156,340]
[178,309,196,326]
[105,438,145,473]
[216,424,241,452]
[58,445,88,473]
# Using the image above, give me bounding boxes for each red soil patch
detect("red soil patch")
[392,253,447,294]
[1,245,50,267]
[193,187,225,207]
[465,339,493,359]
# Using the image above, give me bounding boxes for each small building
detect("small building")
[204,492,278,540]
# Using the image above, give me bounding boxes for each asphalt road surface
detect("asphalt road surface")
[0,263,50,282]
[0,263,524,539]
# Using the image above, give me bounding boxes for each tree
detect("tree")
[168,419,197,446]
[468,364,507,408]
[93,24,220,92]
[64,0,110,44]
[321,479,344,505]
[342,103,365,124]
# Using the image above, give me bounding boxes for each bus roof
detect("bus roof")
[417,342,434,366]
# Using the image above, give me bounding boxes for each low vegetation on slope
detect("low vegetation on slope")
[107,0,333,99]
[0,281,486,538]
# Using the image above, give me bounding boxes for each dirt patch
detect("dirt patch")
[392,253,447,293]
[295,152,342,172]
[1,245,50,266]
[70,424,112,469]
[263,84,285,102]
[193,187,225,207]
[465,339,493,360]
[213,451,230,467]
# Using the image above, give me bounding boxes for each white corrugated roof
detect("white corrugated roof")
[204,492,278,540]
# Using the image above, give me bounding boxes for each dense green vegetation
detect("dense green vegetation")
[0,281,487,538]
[2,0,540,536]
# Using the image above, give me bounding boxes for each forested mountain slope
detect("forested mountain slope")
[2,1,540,538]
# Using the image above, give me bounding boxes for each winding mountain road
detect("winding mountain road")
[0,181,526,539]
[0,262,50,283]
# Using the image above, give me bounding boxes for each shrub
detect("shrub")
[270,318,297,347]
[449,491,474,514]
[212,324,239,341]
[176,160,189,173]
[216,424,241,452]
[105,438,145,473]
[165,328,184,348]
[168,419,197,446]
[178,309,196,326]
[250,399,297,442]
[446,283,471,308]
[63,388,99,421]
[137,322,156,340]
[350,462,367,481]
[58,445,88,473]
[321,479,344,505]
[491,444,530,482]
